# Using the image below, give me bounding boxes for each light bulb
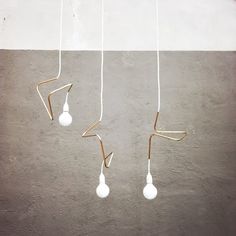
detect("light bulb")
[143,172,158,200]
[59,101,72,126]
[96,173,110,198]
[143,183,157,200]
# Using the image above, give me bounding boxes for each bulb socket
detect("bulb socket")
[146,173,153,184]
[63,102,69,112]
[99,173,105,184]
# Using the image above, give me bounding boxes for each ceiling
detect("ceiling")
[0,0,236,50]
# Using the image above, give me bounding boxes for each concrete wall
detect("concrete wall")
[0,50,236,235]
[1,0,236,50]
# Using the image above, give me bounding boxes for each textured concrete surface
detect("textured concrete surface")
[1,0,236,50]
[0,50,236,235]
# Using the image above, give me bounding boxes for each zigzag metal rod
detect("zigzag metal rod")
[82,0,113,169]
[148,112,187,160]
[37,78,73,120]
[147,0,187,161]
[82,121,113,168]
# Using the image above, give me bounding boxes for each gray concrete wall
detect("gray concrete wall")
[0,50,236,235]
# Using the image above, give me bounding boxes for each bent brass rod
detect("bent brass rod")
[36,77,73,120]
[36,77,58,120]
[36,78,73,120]
[148,112,187,159]
[82,120,113,168]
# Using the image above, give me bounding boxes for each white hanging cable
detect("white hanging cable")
[156,0,160,113]
[99,0,113,173]
[65,92,69,104]
[82,0,113,173]
[57,0,70,104]
[148,0,160,172]
[57,0,64,79]
[99,0,104,121]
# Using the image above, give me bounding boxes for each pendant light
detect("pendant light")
[82,0,113,198]
[36,0,73,126]
[143,0,187,200]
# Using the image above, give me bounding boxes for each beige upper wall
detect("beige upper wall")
[0,0,236,50]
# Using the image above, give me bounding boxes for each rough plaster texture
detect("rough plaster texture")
[1,0,236,50]
[0,50,236,235]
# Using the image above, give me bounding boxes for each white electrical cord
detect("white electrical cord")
[57,0,64,79]
[99,0,104,121]
[100,0,111,172]
[148,0,160,172]
[58,0,70,107]
[156,0,160,113]
[65,92,69,104]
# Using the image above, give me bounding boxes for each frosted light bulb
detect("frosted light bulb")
[59,101,72,126]
[143,173,158,200]
[96,173,110,198]
[59,112,72,126]
[143,184,157,200]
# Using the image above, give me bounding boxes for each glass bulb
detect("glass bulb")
[59,112,72,126]
[96,173,110,198]
[143,172,157,200]
[143,183,157,200]
[96,183,110,198]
